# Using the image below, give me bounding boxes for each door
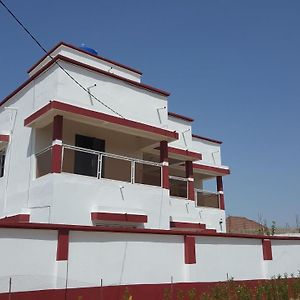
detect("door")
[74,134,105,177]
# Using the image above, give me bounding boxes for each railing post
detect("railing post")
[160,141,169,189]
[131,161,135,184]
[185,161,195,201]
[51,115,63,173]
[216,176,225,210]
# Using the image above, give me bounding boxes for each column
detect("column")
[216,176,225,210]
[160,140,169,189]
[51,115,63,173]
[185,161,195,201]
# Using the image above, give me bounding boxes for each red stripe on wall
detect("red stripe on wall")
[91,212,147,223]
[193,163,230,175]
[56,229,69,261]
[184,235,196,264]
[262,239,273,260]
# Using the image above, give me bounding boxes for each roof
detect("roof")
[192,134,223,145]
[28,41,143,75]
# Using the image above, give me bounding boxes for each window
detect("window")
[0,149,5,177]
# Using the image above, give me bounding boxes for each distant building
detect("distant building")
[226,216,267,234]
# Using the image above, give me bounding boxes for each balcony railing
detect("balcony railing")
[169,175,188,199]
[195,189,220,209]
[36,144,161,187]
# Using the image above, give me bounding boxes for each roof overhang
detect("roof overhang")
[24,100,178,142]
[193,163,230,176]
[153,145,202,161]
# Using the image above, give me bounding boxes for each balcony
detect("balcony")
[195,189,220,209]
[36,144,162,187]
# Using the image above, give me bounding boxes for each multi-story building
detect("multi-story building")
[0,42,299,299]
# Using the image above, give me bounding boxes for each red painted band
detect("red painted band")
[24,101,178,140]
[56,229,69,261]
[0,279,289,300]
[193,163,230,175]
[155,146,202,160]
[184,235,196,264]
[262,239,273,260]
[170,221,206,230]
[168,112,194,122]
[1,222,300,241]
[192,134,223,144]
[28,41,143,75]
[91,212,147,223]
[0,134,9,143]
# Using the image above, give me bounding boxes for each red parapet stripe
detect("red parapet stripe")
[91,212,148,223]
[170,221,206,230]
[168,112,194,122]
[28,41,143,75]
[262,239,273,260]
[184,235,196,264]
[56,229,69,261]
[0,135,9,143]
[1,222,300,241]
[0,214,30,224]
[192,134,223,145]
[193,163,230,175]
[24,101,178,140]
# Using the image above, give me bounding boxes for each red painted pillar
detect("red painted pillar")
[185,161,195,201]
[51,115,63,173]
[160,141,169,189]
[216,176,225,210]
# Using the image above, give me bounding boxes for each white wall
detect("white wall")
[1,227,300,294]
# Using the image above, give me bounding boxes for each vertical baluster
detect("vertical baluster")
[131,161,135,184]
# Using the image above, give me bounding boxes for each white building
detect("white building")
[0,42,299,299]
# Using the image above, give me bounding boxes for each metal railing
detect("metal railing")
[195,189,220,208]
[169,175,188,199]
[36,144,162,187]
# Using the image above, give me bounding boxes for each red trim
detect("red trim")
[185,161,195,201]
[170,221,206,230]
[56,229,69,261]
[0,279,289,300]
[0,134,9,143]
[51,144,62,173]
[1,53,168,108]
[24,101,178,140]
[184,235,196,264]
[0,214,30,224]
[28,41,143,75]
[168,147,202,160]
[193,163,230,175]
[91,212,147,223]
[57,55,169,96]
[262,239,273,260]
[192,134,223,144]
[168,112,194,122]
[1,222,300,241]
[216,176,225,210]
[52,115,63,141]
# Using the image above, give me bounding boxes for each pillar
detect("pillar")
[185,161,195,201]
[51,115,63,173]
[160,140,169,189]
[216,176,225,210]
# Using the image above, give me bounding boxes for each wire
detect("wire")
[0,0,124,118]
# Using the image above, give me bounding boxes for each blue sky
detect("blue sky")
[1,1,299,227]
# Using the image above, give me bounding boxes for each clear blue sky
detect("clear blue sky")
[1,1,299,227]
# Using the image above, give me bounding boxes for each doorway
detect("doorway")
[74,134,105,177]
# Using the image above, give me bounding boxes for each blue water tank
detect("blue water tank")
[80,44,98,55]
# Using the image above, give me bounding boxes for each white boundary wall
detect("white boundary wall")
[0,226,300,293]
